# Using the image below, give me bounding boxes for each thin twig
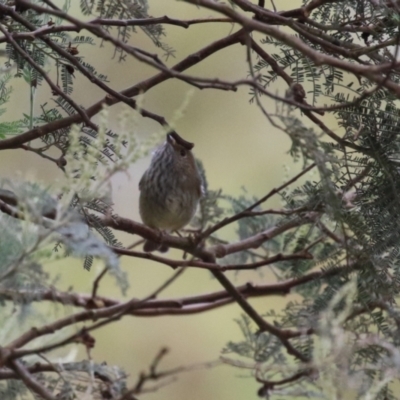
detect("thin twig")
[200,163,316,239]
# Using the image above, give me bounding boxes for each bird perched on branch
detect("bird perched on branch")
[139,132,203,252]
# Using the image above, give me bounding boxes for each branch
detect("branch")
[208,216,315,258]
[0,262,356,315]
[201,163,316,239]
[0,23,78,43]
[113,246,313,271]
[91,16,232,28]
[8,359,57,400]
[256,370,310,396]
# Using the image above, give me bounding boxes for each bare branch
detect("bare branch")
[201,163,316,239]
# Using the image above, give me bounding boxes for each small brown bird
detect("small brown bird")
[139,132,203,252]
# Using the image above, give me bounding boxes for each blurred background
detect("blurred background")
[0,1,330,398]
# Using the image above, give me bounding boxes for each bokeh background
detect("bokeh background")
[0,1,333,398]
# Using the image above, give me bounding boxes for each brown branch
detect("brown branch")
[5,282,186,362]
[208,216,315,258]
[117,357,220,399]
[243,205,311,217]
[0,263,355,315]
[91,16,232,28]
[9,359,57,400]
[0,198,22,219]
[91,267,108,298]
[201,163,316,239]
[113,246,313,271]
[110,247,222,270]
[9,271,199,360]
[132,347,169,394]
[249,38,292,85]
[0,363,62,380]
[0,23,79,43]
[256,370,310,396]
[140,268,186,303]
[103,212,317,262]
[4,295,149,353]
[222,251,313,271]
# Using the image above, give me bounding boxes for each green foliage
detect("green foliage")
[0,379,28,399]
[79,0,175,60]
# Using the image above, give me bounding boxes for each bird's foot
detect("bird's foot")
[143,230,169,253]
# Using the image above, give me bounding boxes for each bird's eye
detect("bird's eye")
[180,149,186,157]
